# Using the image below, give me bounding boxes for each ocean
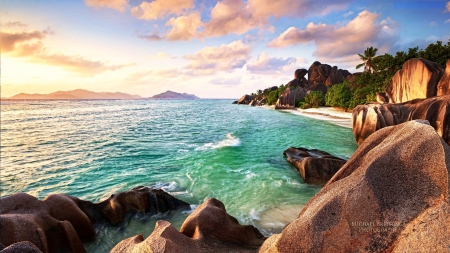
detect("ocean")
[0,99,357,252]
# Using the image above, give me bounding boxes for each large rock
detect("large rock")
[263,86,278,94]
[325,66,351,86]
[111,198,266,253]
[0,241,43,253]
[0,187,190,252]
[69,186,190,225]
[386,58,445,103]
[283,147,346,184]
[308,61,332,86]
[352,95,450,145]
[260,120,450,252]
[275,87,307,109]
[237,95,255,105]
[437,59,450,96]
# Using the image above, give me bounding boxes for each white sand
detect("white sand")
[285,107,353,128]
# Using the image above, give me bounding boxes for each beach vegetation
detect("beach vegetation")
[304,91,325,108]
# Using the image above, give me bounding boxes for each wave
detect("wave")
[195,133,241,150]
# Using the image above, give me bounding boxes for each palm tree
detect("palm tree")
[356,47,378,73]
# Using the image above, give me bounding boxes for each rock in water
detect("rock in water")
[237,95,255,105]
[111,198,266,253]
[260,120,450,253]
[352,95,450,145]
[0,187,190,252]
[437,59,450,96]
[386,58,445,103]
[283,147,346,184]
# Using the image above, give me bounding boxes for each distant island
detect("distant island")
[149,90,199,99]
[7,89,142,100]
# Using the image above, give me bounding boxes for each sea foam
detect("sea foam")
[196,133,241,150]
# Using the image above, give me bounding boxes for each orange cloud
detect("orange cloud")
[0,30,48,54]
[447,1,450,12]
[165,13,203,41]
[203,0,267,37]
[184,40,251,74]
[148,52,177,59]
[268,11,399,61]
[85,0,129,12]
[2,28,133,76]
[131,0,194,20]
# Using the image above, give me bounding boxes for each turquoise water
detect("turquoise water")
[1,100,357,252]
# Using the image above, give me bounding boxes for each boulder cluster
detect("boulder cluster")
[0,187,189,252]
[234,61,352,109]
[353,58,450,145]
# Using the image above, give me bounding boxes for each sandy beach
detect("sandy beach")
[285,107,353,128]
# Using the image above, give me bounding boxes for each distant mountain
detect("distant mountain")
[8,89,143,100]
[149,90,199,99]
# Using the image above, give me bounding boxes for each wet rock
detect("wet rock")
[111,198,266,253]
[0,187,190,252]
[283,147,346,184]
[261,120,450,252]
[352,95,450,145]
[386,58,445,103]
[69,186,190,225]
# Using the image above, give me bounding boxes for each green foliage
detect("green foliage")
[267,90,279,105]
[295,98,305,108]
[356,46,378,73]
[325,83,352,109]
[304,91,325,108]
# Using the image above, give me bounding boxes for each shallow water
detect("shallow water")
[0,99,357,252]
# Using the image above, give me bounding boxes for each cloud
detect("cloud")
[446,19,450,23]
[247,52,307,75]
[3,21,28,28]
[447,1,450,12]
[210,76,242,85]
[184,40,251,74]
[85,0,129,12]
[1,28,132,75]
[0,30,48,54]
[148,52,177,59]
[203,0,268,37]
[131,0,194,20]
[429,21,438,27]
[268,10,400,61]
[247,0,351,18]
[137,30,163,41]
[165,13,203,41]
[343,11,354,17]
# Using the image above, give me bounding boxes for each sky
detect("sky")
[1,0,450,98]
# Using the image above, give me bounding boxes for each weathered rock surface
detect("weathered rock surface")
[69,186,190,225]
[308,83,328,94]
[283,147,346,184]
[237,95,255,105]
[325,66,351,86]
[308,61,332,85]
[346,72,362,82]
[275,87,307,109]
[376,92,388,103]
[437,59,450,96]
[111,198,266,253]
[352,95,450,145]
[386,58,445,103]
[261,120,450,252]
[0,187,189,252]
[0,241,43,253]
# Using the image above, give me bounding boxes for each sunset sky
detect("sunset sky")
[2,0,450,98]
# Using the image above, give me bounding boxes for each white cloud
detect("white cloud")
[445,19,450,23]
[343,11,354,17]
[247,52,304,74]
[268,10,400,61]
[210,76,242,85]
[184,40,251,74]
[148,52,177,59]
[131,0,194,20]
[85,0,129,12]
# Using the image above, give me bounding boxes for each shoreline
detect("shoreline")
[262,105,353,128]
